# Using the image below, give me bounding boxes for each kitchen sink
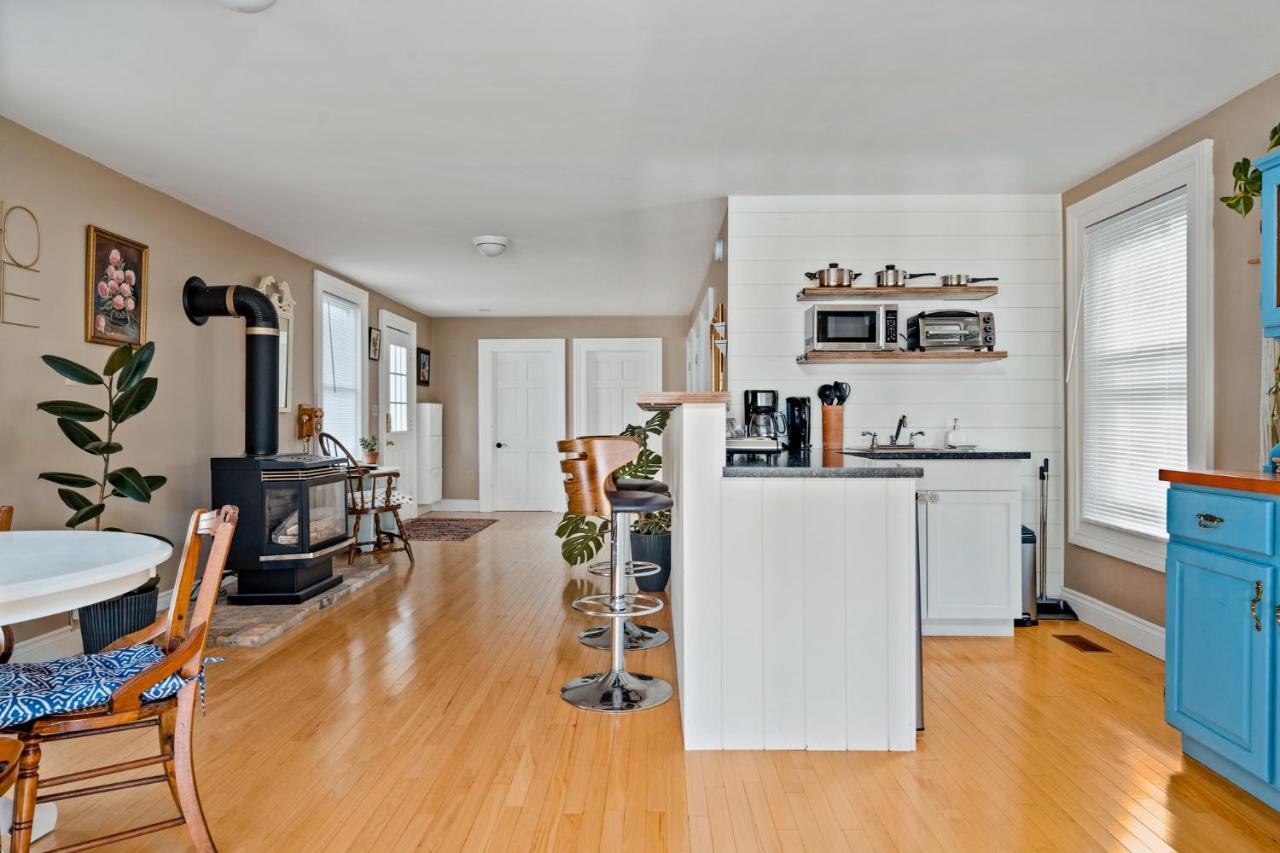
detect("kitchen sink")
[849,446,945,454]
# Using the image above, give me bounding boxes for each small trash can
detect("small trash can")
[1020,525,1037,622]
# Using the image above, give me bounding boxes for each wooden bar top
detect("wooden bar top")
[1159,468,1280,496]
[637,392,730,411]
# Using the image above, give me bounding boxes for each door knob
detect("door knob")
[387,440,395,447]
[496,442,505,448]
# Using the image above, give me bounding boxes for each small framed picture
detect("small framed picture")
[416,347,431,386]
[368,326,381,361]
[85,225,149,347]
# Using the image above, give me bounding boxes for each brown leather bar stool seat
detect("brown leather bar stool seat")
[613,477,669,494]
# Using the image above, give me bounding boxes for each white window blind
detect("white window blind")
[319,292,361,455]
[1080,187,1188,540]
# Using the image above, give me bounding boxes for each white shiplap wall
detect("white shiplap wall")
[727,195,1065,593]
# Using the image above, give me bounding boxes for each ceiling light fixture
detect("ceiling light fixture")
[473,235,509,258]
[219,0,278,12]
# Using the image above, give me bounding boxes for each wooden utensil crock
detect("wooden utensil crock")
[821,404,844,450]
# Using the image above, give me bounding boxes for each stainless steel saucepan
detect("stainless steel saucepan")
[937,274,1000,287]
[875,265,934,287]
[805,263,862,288]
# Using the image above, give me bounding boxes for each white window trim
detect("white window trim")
[570,337,663,438]
[477,338,567,512]
[313,270,369,452]
[1064,139,1214,572]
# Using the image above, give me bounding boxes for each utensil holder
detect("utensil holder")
[821,404,844,450]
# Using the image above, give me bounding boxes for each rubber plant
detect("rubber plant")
[1220,120,1280,450]
[36,342,167,531]
[555,409,670,566]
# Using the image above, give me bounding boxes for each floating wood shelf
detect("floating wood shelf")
[796,285,998,302]
[796,350,1008,364]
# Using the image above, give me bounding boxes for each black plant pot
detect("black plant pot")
[78,584,160,654]
[631,531,672,592]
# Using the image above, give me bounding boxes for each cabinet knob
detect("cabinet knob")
[1250,580,1263,632]
[1196,513,1224,528]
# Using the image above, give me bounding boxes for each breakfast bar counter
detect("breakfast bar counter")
[649,393,919,751]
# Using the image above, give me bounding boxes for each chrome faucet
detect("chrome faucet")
[890,415,909,446]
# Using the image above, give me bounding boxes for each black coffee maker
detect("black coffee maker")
[785,397,811,451]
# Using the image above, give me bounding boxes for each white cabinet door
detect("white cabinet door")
[923,490,1021,622]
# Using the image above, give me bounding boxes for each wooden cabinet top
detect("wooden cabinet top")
[637,392,730,411]
[1159,468,1280,496]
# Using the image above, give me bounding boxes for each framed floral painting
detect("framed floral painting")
[85,225,148,347]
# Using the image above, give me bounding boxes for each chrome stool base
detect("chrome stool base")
[560,669,673,713]
[587,559,660,578]
[579,620,669,651]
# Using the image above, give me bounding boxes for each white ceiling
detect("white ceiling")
[2,1,1277,317]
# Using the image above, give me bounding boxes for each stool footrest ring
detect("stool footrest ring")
[587,560,660,578]
[571,593,664,619]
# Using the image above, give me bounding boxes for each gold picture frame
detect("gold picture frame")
[85,225,149,347]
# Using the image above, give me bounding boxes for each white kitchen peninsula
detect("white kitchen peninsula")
[640,393,920,751]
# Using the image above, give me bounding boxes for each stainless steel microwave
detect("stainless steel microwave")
[804,304,899,352]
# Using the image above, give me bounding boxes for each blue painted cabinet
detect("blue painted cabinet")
[1259,149,1280,338]
[1165,483,1280,809]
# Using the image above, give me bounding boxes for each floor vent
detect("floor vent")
[1054,634,1110,653]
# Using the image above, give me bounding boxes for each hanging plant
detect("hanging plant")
[1219,121,1280,217]
[35,342,167,531]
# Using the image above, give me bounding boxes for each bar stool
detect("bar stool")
[558,437,674,713]
[580,472,672,651]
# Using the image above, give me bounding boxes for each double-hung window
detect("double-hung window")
[314,271,368,457]
[1066,141,1213,571]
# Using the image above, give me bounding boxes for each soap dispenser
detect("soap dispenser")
[945,418,968,448]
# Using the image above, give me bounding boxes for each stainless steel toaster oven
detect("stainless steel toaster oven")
[905,310,995,352]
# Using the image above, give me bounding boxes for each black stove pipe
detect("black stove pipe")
[182,276,280,457]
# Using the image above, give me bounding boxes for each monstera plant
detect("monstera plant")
[555,409,669,566]
[36,343,166,531]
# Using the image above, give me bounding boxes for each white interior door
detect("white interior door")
[572,338,662,437]
[479,339,566,511]
[378,310,417,516]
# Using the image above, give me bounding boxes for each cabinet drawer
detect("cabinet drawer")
[1168,488,1275,558]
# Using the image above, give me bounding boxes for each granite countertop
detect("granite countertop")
[724,449,922,479]
[843,448,1032,461]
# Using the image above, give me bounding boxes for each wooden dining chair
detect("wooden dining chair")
[318,432,415,567]
[1,506,238,853]
[1,506,14,665]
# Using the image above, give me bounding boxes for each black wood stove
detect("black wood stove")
[183,277,349,605]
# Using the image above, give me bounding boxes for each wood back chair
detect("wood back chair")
[1,506,13,664]
[4,505,238,853]
[317,432,415,566]
[558,436,640,518]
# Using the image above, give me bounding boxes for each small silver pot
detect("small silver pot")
[805,263,861,287]
[938,274,999,287]
[875,265,934,287]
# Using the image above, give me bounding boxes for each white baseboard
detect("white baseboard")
[11,625,83,663]
[1059,586,1165,660]
[428,499,483,512]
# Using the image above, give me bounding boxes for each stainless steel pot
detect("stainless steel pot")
[805,263,861,287]
[937,274,999,287]
[875,265,934,287]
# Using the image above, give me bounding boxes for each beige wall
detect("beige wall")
[688,211,728,329]
[424,316,688,500]
[0,116,430,642]
[1061,73,1280,625]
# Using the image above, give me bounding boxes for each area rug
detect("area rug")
[402,517,498,542]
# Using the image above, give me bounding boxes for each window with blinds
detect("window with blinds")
[319,292,362,455]
[1080,188,1188,540]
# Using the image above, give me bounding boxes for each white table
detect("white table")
[0,530,172,844]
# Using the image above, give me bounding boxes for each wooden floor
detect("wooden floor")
[25,512,1280,851]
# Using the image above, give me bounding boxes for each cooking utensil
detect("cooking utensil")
[817,384,835,406]
[805,263,862,288]
[937,274,999,287]
[874,265,935,287]
[833,382,850,405]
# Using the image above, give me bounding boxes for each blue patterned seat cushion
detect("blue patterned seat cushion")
[0,643,188,728]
